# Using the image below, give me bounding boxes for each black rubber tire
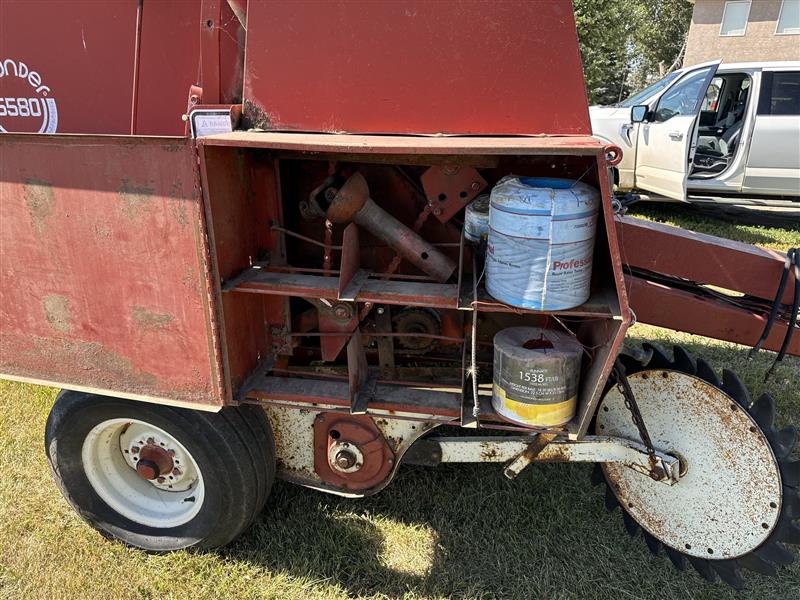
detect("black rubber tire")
[45,390,275,551]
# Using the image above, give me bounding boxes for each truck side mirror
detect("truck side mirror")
[631,105,649,123]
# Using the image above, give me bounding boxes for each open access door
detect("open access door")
[634,61,720,200]
[0,135,223,409]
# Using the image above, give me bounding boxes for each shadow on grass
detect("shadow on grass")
[220,462,797,600]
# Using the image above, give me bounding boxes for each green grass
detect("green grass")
[1,207,799,600]
[628,203,800,252]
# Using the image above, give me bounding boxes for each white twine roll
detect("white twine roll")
[485,176,600,311]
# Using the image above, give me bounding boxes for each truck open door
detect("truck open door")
[631,61,721,200]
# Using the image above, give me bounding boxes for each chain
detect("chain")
[612,359,656,461]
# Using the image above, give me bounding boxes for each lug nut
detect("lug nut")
[156,477,166,484]
[172,467,182,477]
[146,437,155,445]
[131,446,140,454]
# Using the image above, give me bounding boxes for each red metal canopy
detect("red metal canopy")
[243,0,591,136]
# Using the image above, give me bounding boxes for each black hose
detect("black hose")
[749,248,796,358]
[764,248,800,381]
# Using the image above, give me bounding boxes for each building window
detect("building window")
[720,1,751,36]
[777,0,800,35]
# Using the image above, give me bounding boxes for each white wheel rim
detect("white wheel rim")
[598,370,782,559]
[81,418,205,528]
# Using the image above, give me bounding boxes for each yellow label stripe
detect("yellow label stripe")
[493,384,576,426]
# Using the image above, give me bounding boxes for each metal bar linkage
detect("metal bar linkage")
[412,435,682,485]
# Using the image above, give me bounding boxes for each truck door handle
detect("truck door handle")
[669,131,684,141]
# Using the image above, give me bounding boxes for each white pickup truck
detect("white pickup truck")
[591,61,800,206]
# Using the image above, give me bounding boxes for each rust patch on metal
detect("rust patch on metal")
[1,335,159,394]
[243,99,274,130]
[42,295,71,333]
[23,178,55,234]
[479,441,500,461]
[538,442,571,462]
[133,306,174,331]
[180,266,199,292]
[92,223,112,239]
[169,180,190,227]
[118,178,155,221]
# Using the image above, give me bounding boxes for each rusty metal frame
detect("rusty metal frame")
[420,165,487,223]
[410,435,681,485]
[196,133,631,441]
[617,216,799,356]
[617,216,797,306]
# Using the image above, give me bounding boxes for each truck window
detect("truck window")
[758,72,800,116]
[618,71,682,107]
[701,77,725,115]
[653,66,715,122]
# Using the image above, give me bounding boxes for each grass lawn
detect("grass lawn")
[1,204,798,600]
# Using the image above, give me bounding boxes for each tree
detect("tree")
[629,0,694,90]
[573,0,693,105]
[573,0,637,105]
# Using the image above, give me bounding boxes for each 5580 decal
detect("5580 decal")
[0,59,58,133]
[0,97,46,117]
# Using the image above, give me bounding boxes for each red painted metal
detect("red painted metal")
[0,1,239,136]
[337,224,362,298]
[313,412,395,491]
[199,132,608,155]
[617,216,797,305]
[626,276,800,357]
[1,0,791,433]
[316,301,358,362]
[198,145,288,398]
[618,215,799,357]
[0,1,138,134]
[230,270,618,319]
[250,376,462,419]
[328,173,457,283]
[135,1,205,135]
[0,134,222,406]
[420,165,487,224]
[130,0,143,135]
[242,0,589,135]
[199,0,222,105]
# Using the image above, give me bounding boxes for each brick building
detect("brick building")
[684,0,800,65]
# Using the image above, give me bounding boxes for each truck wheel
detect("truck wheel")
[45,390,275,551]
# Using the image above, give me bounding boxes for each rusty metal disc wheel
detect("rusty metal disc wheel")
[45,391,276,551]
[593,344,800,590]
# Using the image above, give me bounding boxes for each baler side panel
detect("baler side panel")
[0,135,223,407]
[242,0,590,135]
[135,0,202,135]
[0,1,137,135]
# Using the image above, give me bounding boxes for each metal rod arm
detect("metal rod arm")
[408,434,681,485]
